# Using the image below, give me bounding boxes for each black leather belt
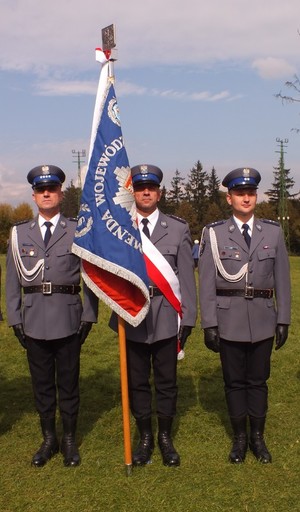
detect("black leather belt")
[23,283,81,295]
[149,286,163,298]
[216,287,273,299]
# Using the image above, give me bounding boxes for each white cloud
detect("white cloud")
[252,57,297,80]
[117,81,147,96]
[33,77,239,103]
[35,80,98,96]
[0,0,300,74]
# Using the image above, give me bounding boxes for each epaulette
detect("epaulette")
[205,219,226,229]
[14,219,31,226]
[260,219,280,227]
[166,214,187,224]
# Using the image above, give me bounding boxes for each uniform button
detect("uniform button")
[249,269,253,273]
[45,266,49,270]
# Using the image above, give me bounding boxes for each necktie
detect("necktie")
[242,223,251,248]
[44,221,53,247]
[141,218,150,239]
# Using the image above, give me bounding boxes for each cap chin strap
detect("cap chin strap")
[209,227,248,282]
[11,226,45,282]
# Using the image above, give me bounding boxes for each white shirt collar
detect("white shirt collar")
[233,215,254,234]
[38,213,60,229]
[137,209,159,236]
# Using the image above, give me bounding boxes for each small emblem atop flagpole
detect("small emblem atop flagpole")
[101,24,118,75]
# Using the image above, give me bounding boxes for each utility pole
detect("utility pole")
[275,138,290,251]
[72,149,86,191]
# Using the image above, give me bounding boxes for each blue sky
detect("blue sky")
[1,0,300,207]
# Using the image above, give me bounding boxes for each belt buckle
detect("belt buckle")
[244,285,254,299]
[42,282,52,295]
[149,286,154,298]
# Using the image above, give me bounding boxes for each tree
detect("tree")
[158,185,173,215]
[13,203,34,223]
[0,203,14,253]
[255,201,277,220]
[265,139,300,251]
[202,202,224,229]
[185,161,209,225]
[265,166,296,203]
[207,166,221,205]
[218,191,232,218]
[174,200,199,239]
[167,170,186,212]
[286,199,300,254]
[61,181,81,218]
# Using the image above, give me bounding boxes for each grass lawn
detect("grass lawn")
[0,254,299,512]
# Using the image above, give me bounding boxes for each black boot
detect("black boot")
[132,418,154,466]
[31,417,59,467]
[60,417,81,467]
[249,416,272,463]
[229,416,248,463]
[157,417,180,467]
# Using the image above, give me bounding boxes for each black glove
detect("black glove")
[13,323,27,349]
[77,321,93,345]
[178,326,192,351]
[275,324,289,351]
[204,327,220,353]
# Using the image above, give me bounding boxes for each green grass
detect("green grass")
[0,255,299,512]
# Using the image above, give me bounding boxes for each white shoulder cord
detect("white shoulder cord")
[209,227,248,283]
[11,226,45,282]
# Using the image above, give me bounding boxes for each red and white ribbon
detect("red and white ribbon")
[141,231,182,317]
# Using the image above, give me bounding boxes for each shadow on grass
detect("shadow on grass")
[0,371,34,435]
[197,367,231,436]
[0,364,120,442]
[78,366,121,440]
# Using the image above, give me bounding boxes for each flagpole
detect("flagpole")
[102,24,133,476]
[117,315,133,476]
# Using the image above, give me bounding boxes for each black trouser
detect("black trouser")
[219,337,274,418]
[126,336,178,420]
[26,334,81,420]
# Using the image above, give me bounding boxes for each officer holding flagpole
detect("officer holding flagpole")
[111,164,197,467]
[199,167,291,464]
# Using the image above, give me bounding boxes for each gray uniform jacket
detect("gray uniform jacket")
[110,211,197,344]
[6,215,98,340]
[199,216,291,343]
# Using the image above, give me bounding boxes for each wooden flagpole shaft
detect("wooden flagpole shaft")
[117,315,133,476]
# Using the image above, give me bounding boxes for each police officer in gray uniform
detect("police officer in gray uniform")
[6,165,98,467]
[199,167,291,464]
[111,164,197,467]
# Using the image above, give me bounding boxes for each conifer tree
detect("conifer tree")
[185,160,209,224]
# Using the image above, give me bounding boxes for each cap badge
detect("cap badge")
[243,168,250,177]
[41,165,50,173]
[140,166,148,175]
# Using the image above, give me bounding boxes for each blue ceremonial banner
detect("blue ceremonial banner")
[72,49,150,326]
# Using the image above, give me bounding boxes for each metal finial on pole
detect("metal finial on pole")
[102,24,117,78]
